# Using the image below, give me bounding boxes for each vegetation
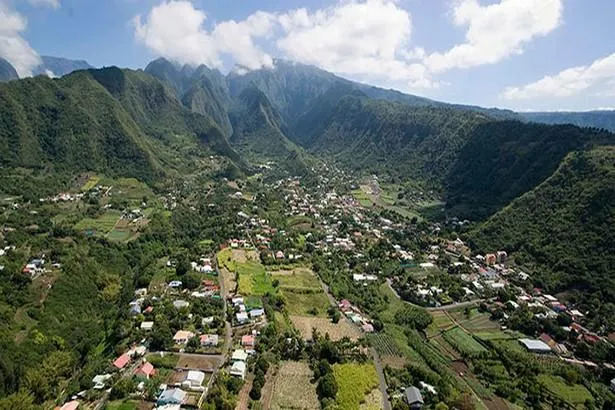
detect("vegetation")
[332,363,379,410]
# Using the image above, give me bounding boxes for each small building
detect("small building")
[173,330,195,345]
[485,253,497,265]
[230,361,247,379]
[59,401,80,410]
[92,374,112,390]
[236,312,249,324]
[200,334,219,347]
[113,353,131,370]
[241,335,255,347]
[157,388,187,406]
[232,349,248,362]
[404,386,424,409]
[182,370,206,391]
[362,323,374,333]
[135,362,156,380]
[249,308,265,319]
[173,300,190,309]
[141,321,154,331]
[519,338,552,354]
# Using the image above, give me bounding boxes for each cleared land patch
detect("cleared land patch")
[442,327,488,356]
[273,268,331,317]
[270,361,319,410]
[74,209,121,235]
[290,316,360,341]
[332,363,379,410]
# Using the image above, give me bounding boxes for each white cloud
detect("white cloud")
[133,0,273,70]
[275,0,438,90]
[0,1,41,77]
[27,0,60,8]
[502,52,615,100]
[424,0,563,73]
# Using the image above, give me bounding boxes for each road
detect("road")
[320,278,391,410]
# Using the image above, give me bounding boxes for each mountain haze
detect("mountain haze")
[0,58,18,82]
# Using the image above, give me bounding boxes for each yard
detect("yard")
[332,363,380,410]
[289,316,361,341]
[269,361,319,410]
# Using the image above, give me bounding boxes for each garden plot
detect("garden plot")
[332,363,380,410]
[290,316,361,341]
[270,361,319,410]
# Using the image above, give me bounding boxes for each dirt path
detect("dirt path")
[260,366,277,410]
[235,373,254,410]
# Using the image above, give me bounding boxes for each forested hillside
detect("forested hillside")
[445,121,615,219]
[0,67,242,182]
[470,147,615,307]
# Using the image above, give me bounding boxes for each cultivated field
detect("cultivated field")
[290,316,361,341]
[218,248,274,296]
[175,354,221,371]
[538,375,593,406]
[273,267,331,316]
[74,209,121,234]
[426,310,456,337]
[332,363,379,410]
[80,175,101,191]
[442,327,488,356]
[270,361,319,410]
[232,248,259,263]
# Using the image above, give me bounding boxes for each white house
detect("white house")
[230,361,246,379]
[181,370,206,391]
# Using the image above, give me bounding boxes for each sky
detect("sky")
[2,0,615,111]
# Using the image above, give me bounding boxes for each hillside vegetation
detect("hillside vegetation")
[471,147,615,302]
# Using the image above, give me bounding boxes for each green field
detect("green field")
[273,268,323,291]
[237,261,275,296]
[442,327,488,355]
[352,189,373,207]
[108,229,132,242]
[74,210,121,234]
[102,177,153,201]
[426,311,456,337]
[538,375,593,405]
[333,363,379,409]
[81,175,101,191]
[282,290,331,317]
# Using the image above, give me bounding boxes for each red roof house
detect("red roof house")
[113,353,131,369]
[135,362,155,379]
[241,335,255,347]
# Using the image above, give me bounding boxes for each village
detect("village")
[1,166,615,410]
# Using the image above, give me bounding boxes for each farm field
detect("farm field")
[442,327,488,355]
[538,375,593,405]
[426,310,456,337]
[80,175,101,191]
[273,268,331,317]
[102,177,154,204]
[290,316,361,341]
[270,361,319,410]
[176,353,222,371]
[219,248,275,296]
[448,308,499,331]
[74,209,121,234]
[332,363,379,410]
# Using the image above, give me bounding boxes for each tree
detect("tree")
[183,273,200,290]
[176,257,190,276]
[317,373,337,399]
[249,379,262,400]
[110,378,135,400]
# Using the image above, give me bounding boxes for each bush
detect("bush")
[316,373,337,400]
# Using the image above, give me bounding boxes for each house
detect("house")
[200,334,219,347]
[404,386,424,409]
[230,360,247,379]
[249,308,265,319]
[519,338,552,354]
[202,316,215,327]
[241,335,255,347]
[236,312,249,324]
[496,251,507,264]
[113,353,132,369]
[168,280,182,288]
[59,401,80,410]
[135,362,156,379]
[92,374,112,389]
[173,300,190,309]
[141,321,154,331]
[232,349,249,362]
[485,253,497,265]
[275,250,285,260]
[362,323,374,333]
[173,330,195,345]
[182,370,206,391]
[157,388,187,406]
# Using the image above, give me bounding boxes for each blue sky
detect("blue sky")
[2,0,615,111]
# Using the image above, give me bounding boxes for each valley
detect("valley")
[0,59,614,410]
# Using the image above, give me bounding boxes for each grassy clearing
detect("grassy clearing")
[237,261,275,296]
[333,363,379,410]
[104,401,140,410]
[282,290,331,317]
[427,311,456,337]
[108,229,132,242]
[74,210,121,234]
[352,189,373,207]
[272,268,322,291]
[270,362,319,410]
[290,316,361,341]
[146,352,179,369]
[538,375,593,405]
[80,175,101,191]
[103,177,153,202]
[443,327,488,355]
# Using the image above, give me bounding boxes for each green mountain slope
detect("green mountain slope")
[0,67,242,181]
[470,147,615,302]
[0,57,18,82]
[296,93,489,187]
[445,121,615,219]
[521,111,615,132]
[229,85,309,174]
